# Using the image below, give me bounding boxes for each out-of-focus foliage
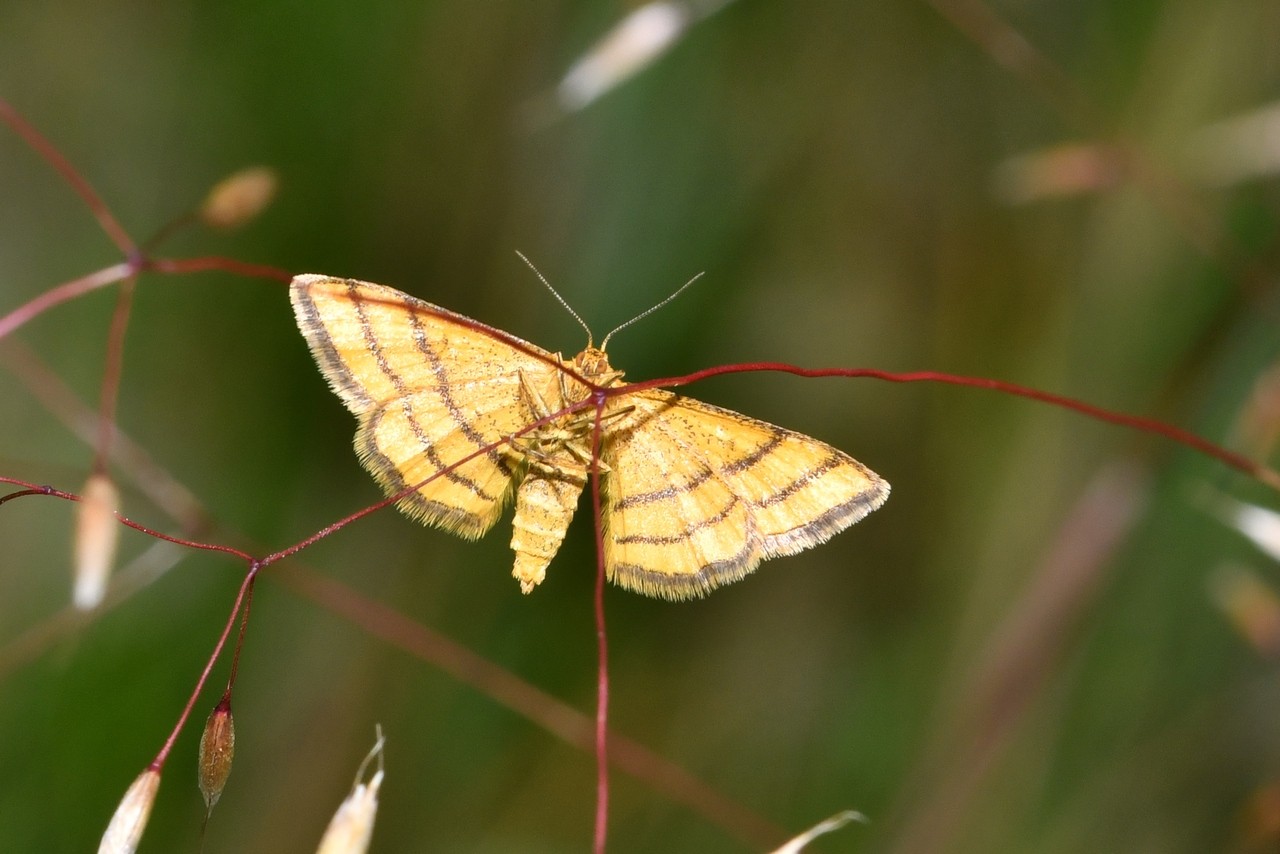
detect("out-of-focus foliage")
[2,1,1279,851]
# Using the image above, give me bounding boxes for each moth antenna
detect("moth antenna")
[515,250,595,346]
[600,271,704,351]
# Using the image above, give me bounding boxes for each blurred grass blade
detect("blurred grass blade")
[557,2,696,111]
[1186,100,1280,187]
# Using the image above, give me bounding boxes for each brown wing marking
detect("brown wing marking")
[601,390,888,600]
[291,274,563,535]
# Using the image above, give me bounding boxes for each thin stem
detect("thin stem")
[888,463,1145,853]
[345,288,602,392]
[623,363,1280,492]
[0,97,136,254]
[922,0,1100,132]
[0,262,133,340]
[590,399,611,854]
[258,400,595,567]
[93,275,136,473]
[1,339,211,532]
[140,211,199,254]
[0,487,53,505]
[152,562,261,768]
[0,476,256,562]
[149,255,293,284]
[225,575,256,692]
[273,563,786,848]
[922,0,1249,277]
[0,538,186,680]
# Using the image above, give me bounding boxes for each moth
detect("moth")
[290,274,888,600]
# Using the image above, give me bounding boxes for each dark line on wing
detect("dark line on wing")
[612,422,784,511]
[614,466,714,510]
[291,283,374,411]
[350,282,496,501]
[763,481,889,554]
[350,281,409,397]
[359,411,495,537]
[407,307,515,478]
[722,432,784,475]
[614,495,740,545]
[755,451,847,507]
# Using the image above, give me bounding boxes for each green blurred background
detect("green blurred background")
[2,1,1280,851]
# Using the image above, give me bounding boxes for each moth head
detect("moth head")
[574,347,621,382]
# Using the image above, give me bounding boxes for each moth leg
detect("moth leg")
[516,369,553,419]
[556,362,574,406]
[520,443,572,476]
[561,434,611,472]
[511,369,558,456]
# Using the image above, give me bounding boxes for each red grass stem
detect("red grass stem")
[0,97,136,254]
[152,564,260,768]
[225,575,256,692]
[627,363,1280,492]
[0,262,133,340]
[149,256,293,283]
[0,487,54,504]
[0,476,256,562]
[273,563,786,849]
[0,258,290,344]
[590,402,611,854]
[93,275,136,472]
[259,404,590,566]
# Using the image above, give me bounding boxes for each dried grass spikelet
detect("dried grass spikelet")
[199,166,278,230]
[316,727,386,854]
[198,697,236,814]
[98,767,161,854]
[74,472,120,610]
[768,809,866,854]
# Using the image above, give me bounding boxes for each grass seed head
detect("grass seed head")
[98,767,161,854]
[199,166,278,231]
[198,698,236,813]
[74,472,120,610]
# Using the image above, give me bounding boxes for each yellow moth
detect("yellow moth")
[290,274,888,600]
